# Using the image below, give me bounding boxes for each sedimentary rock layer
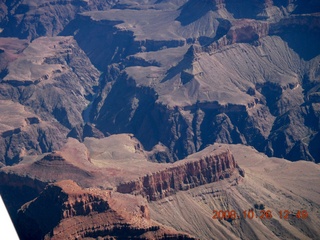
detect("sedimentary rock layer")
[16,180,196,240]
[117,149,244,201]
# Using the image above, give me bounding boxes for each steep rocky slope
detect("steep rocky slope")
[117,148,243,201]
[0,0,319,239]
[61,0,320,162]
[0,135,242,201]
[0,135,242,239]
[16,180,195,240]
[0,0,319,164]
[0,36,99,165]
[2,140,319,239]
[149,144,320,240]
[0,0,115,40]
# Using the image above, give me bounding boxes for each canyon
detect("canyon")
[1,135,243,239]
[0,0,319,165]
[16,180,195,240]
[0,0,319,239]
[2,138,319,239]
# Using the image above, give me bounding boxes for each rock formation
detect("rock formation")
[0,36,100,165]
[117,149,243,200]
[0,135,246,239]
[16,180,196,240]
[66,0,319,162]
[0,0,319,239]
[0,0,319,165]
[0,0,115,40]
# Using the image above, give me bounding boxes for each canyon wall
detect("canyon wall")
[117,149,244,201]
[0,36,100,165]
[86,9,320,162]
[0,0,115,40]
[1,0,319,164]
[15,180,196,240]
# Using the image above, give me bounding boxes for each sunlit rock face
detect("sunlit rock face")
[0,0,319,164]
[117,149,243,200]
[0,1,319,239]
[16,180,195,240]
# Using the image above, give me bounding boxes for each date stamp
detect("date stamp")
[212,209,309,220]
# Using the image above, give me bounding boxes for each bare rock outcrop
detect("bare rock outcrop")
[0,100,66,165]
[117,149,244,201]
[0,36,100,165]
[0,1,319,239]
[77,2,319,162]
[0,0,115,40]
[16,180,196,240]
[0,136,243,238]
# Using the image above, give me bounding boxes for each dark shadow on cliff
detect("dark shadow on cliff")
[60,16,127,71]
[16,185,68,240]
[161,46,196,83]
[292,0,320,14]
[276,27,320,61]
[309,132,320,163]
[225,0,264,19]
[176,0,217,26]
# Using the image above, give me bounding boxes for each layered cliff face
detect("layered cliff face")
[0,0,115,40]
[117,149,244,201]
[1,0,319,163]
[149,144,320,240]
[64,0,319,162]
[0,134,240,239]
[0,0,320,239]
[0,139,235,239]
[0,36,100,165]
[0,135,242,199]
[16,180,195,240]
[8,141,320,240]
[0,135,243,239]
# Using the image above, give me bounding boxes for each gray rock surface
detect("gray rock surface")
[62,0,319,162]
[0,1,320,238]
[0,36,99,165]
[1,0,319,163]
